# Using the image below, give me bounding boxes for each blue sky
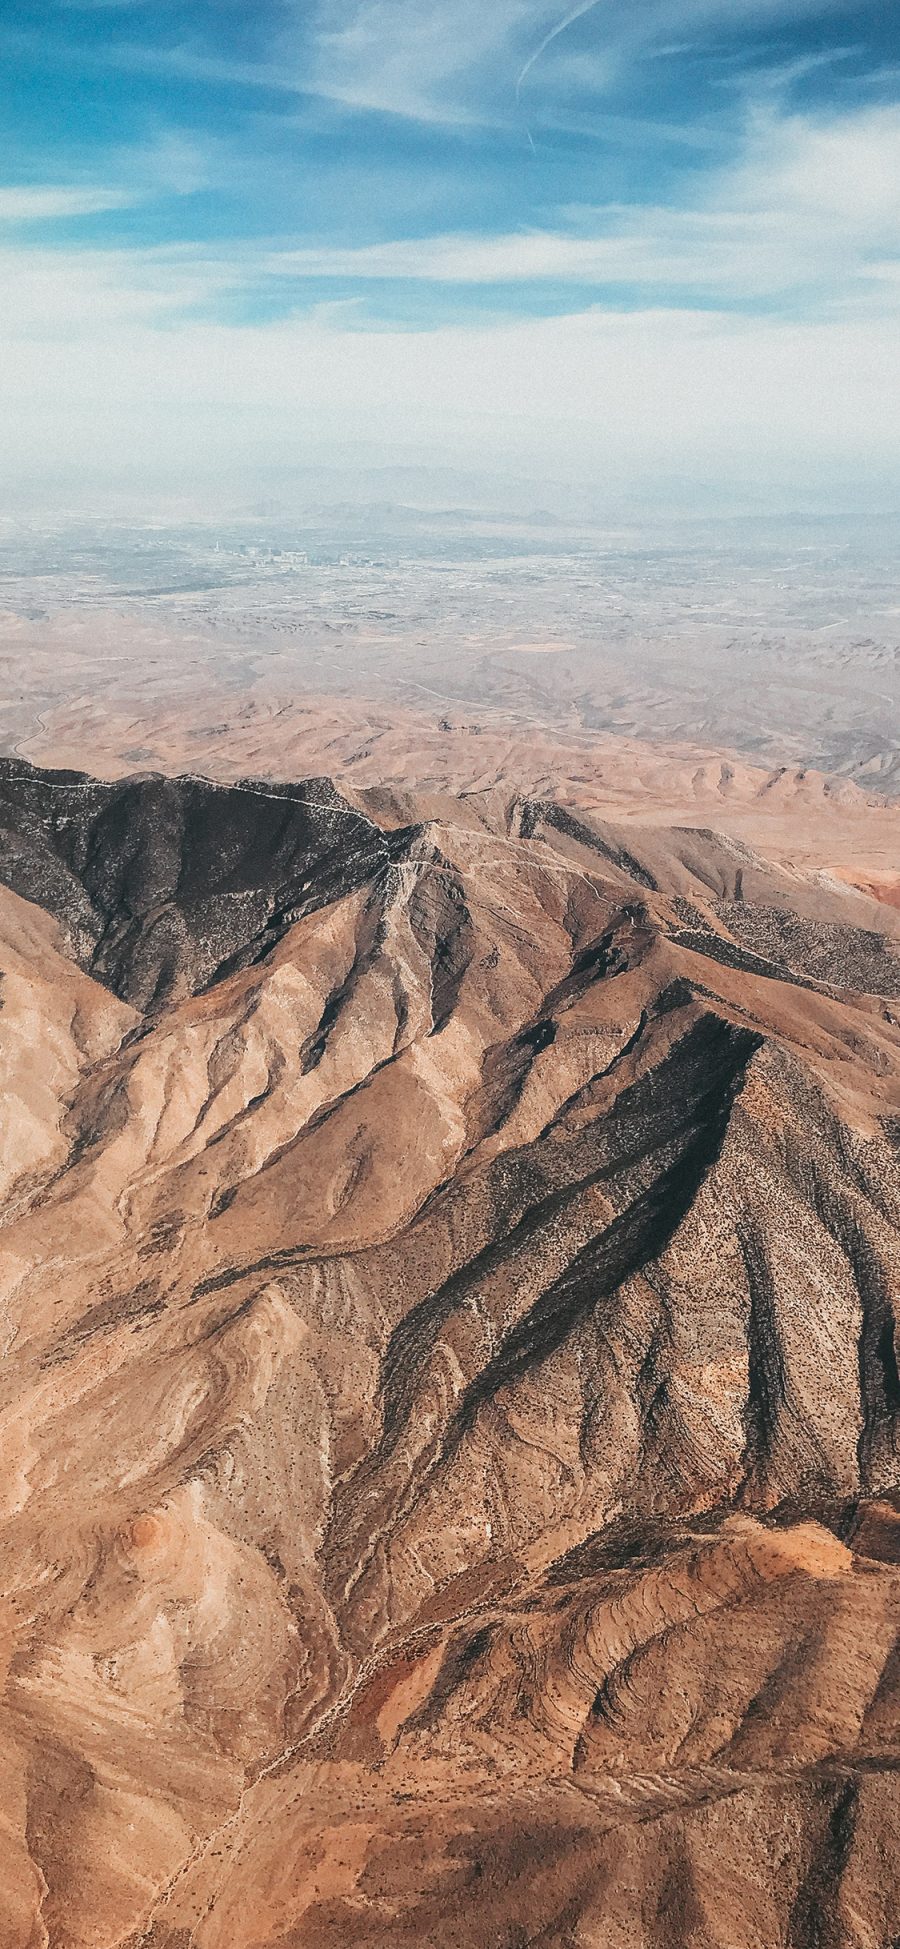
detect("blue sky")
[3,0,900,506]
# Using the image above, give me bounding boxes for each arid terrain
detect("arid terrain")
[2,733,900,1947]
[1,510,898,799]
[5,0,900,1917]
[0,505,899,1949]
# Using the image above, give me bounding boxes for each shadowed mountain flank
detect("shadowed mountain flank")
[1,760,900,1949]
[0,759,393,1008]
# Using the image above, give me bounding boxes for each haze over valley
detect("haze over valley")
[2,507,899,805]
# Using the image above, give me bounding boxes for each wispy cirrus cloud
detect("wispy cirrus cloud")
[43,0,853,129]
[5,97,899,330]
[296,0,870,127]
[0,185,137,222]
[0,133,221,248]
[254,102,900,309]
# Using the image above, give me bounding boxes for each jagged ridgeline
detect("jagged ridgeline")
[0,758,401,1007]
[1,757,900,1949]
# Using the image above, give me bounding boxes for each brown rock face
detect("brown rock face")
[2,759,900,1948]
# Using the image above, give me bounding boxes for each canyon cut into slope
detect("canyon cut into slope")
[1,756,900,1949]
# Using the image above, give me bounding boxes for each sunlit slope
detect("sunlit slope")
[1,760,899,1948]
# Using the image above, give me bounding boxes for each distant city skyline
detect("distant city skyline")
[3,0,900,510]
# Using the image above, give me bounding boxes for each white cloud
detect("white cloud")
[257,212,816,294]
[1,65,898,506]
[301,0,547,121]
[7,96,895,314]
[254,100,900,304]
[0,243,234,334]
[297,0,862,125]
[0,135,218,231]
[12,0,865,135]
[0,186,136,223]
[0,272,897,500]
[122,131,217,198]
[729,101,900,229]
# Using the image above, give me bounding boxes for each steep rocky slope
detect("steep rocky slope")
[1,759,899,1949]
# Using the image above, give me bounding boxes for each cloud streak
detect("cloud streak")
[516,0,608,98]
[0,185,137,222]
[252,102,900,310]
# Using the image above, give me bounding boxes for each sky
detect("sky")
[3,0,900,512]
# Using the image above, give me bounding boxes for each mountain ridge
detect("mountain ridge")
[1,758,900,1947]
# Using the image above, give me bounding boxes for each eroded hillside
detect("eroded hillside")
[1,759,900,1949]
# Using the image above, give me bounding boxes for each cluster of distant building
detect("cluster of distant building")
[209,540,386,569]
[212,541,310,566]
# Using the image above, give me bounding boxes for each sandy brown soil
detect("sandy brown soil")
[1,759,900,1946]
[2,592,899,883]
[7,669,900,885]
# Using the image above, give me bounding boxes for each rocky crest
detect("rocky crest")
[1,759,900,1949]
